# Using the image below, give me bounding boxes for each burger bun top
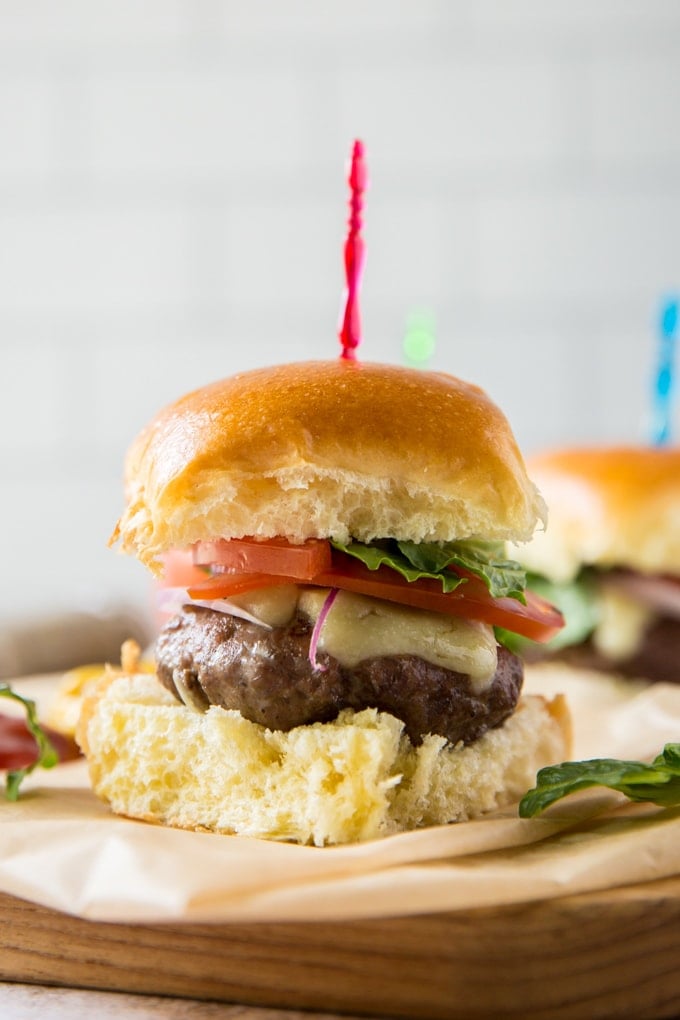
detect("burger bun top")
[112,360,546,572]
[511,445,680,582]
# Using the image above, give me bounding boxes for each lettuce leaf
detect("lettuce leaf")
[0,683,59,801]
[399,540,526,600]
[519,743,680,817]
[331,538,526,600]
[496,571,598,653]
[523,572,599,650]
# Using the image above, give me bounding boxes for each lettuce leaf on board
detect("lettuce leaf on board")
[519,743,680,817]
[331,539,526,601]
[0,683,59,801]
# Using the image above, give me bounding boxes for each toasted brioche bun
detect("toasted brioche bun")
[511,446,680,583]
[111,360,546,572]
[76,671,570,846]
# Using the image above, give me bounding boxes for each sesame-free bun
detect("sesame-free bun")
[512,446,680,583]
[77,671,570,846]
[112,360,546,572]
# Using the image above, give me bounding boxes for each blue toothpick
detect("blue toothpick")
[651,297,678,446]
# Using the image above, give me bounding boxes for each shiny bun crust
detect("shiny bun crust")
[513,446,680,582]
[112,360,545,571]
[77,671,571,847]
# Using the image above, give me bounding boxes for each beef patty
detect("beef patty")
[555,614,680,685]
[155,605,523,746]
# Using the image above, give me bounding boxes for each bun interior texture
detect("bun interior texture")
[77,671,570,847]
[112,360,546,571]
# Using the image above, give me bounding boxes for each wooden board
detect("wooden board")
[2,877,680,1020]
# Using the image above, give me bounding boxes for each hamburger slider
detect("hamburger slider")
[510,445,680,684]
[77,359,569,845]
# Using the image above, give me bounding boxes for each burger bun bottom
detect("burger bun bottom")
[77,673,571,847]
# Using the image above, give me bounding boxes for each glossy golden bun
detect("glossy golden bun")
[512,446,680,582]
[77,671,571,846]
[112,360,546,571]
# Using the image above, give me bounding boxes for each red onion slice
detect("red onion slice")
[309,588,339,672]
[601,572,680,620]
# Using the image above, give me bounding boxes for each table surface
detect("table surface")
[1,983,353,1019]
[5,982,680,1020]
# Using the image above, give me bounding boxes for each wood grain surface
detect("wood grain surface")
[2,877,680,1020]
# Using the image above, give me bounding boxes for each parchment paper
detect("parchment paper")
[0,665,678,924]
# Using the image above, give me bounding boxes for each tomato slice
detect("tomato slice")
[187,554,563,642]
[0,713,80,770]
[188,571,298,600]
[193,537,332,581]
[160,549,210,588]
[313,559,563,642]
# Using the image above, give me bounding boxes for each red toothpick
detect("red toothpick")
[339,139,367,361]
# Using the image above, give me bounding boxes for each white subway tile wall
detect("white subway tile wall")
[1,1,679,622]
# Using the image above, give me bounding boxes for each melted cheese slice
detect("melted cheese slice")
[592,586,653,661]
[306,588,499,691]
[230,585,499,691]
